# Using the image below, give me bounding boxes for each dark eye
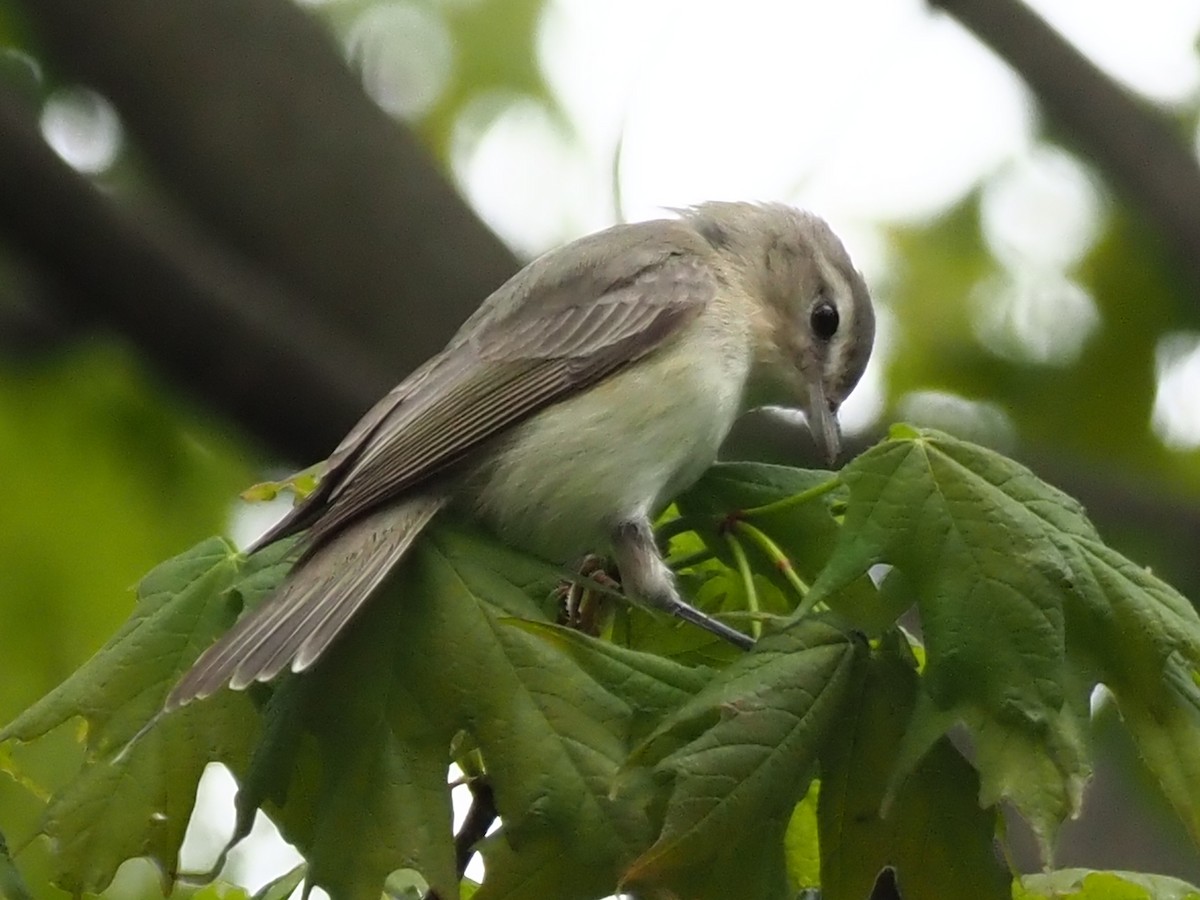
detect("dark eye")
[810,300,839,341]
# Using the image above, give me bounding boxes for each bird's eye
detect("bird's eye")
[810,300,839,341]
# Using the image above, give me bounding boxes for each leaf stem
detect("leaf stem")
[739,475,842,519]
[724,531,761,640]
[731,520,811,604]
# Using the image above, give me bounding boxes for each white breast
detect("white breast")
[470,316,752,561]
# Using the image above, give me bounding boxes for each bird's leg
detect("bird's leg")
[611,519,755,650]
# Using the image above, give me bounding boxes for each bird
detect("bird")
[165,201,875,711]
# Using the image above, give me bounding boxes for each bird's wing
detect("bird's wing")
[247,353,446,549]
[167,224,717,707]
[279,226,718,549]
[164,494,447,708]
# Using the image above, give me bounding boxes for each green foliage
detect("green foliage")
[0,830,33,900]
[0,537,285,896]
[884,196,1193,473]
[817,635,1011,900]
[5,427,1200,899]
[0,344,252,723]
[0,343,253,900]
[1018,869,1200,900]
[621,620,861,898]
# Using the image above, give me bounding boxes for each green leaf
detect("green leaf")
[0,537,282,895]
[1109,688,1200,852]
[228,654,458,900]
[214,522,660,900]
[510,621,714,743]
[241,464,324,503]
[409,528,656,900]
[809,428,1076,716]
[193,882,251,900]
[674,463,863,608]
[818,636,1010,900]
[6,519,674,900]
[676,462,843,554]
[383,867,433,900]
[1018,868,1200,900]
[1059,539,1200,844]
[0,829,33,900]
[806,428,1097,846]
[12,425,1200,898]
[783,782,821,893]
[623,618,863,899]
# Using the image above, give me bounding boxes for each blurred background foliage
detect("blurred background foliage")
[1,0,1200,896]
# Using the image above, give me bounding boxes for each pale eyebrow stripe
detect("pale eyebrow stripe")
[814,252,856,378]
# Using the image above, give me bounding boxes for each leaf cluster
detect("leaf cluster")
[4,427,1200,900]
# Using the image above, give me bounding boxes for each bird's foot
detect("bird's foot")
[555,554,620,636]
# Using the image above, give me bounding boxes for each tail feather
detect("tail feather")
[166,495,446,710]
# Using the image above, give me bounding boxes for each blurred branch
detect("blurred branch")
[5,0,1198,596]
[929,0,1200,294]
[18,0,520,404]
[0,258,81,355]
[0,92,385,460]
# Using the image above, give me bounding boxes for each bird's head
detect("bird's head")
[685,202,876,463]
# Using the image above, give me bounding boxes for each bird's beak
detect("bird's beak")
[806,381,842,465]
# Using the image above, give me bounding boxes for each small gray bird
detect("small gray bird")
[166,201,875,710]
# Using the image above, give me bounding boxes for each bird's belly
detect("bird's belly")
[467,343,748,561]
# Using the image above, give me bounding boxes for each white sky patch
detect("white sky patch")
[347,3,455,120]
[981,146,1105,271]
[536,0,1036,229]
[536,0,674,167]
[790,8,1034,223]
[40,86,123,175]
[504,0,1200,244]
[451,94,611,257]
[1153,333,1200,450]
[179,764,307,895]
[1090,682,1114,717]
[448,763,496,884]
[228,495,293,550]
[971,270,1100,367]
[897,390,1017,450]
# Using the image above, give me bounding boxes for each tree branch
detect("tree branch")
[454,778,496,878]
[0,92,386,460]
[929,0,1200,293]
[20,0,520,390]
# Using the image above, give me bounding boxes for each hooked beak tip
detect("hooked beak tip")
[816,416,841,466]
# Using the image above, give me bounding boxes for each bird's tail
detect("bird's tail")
[165,494,447,711]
